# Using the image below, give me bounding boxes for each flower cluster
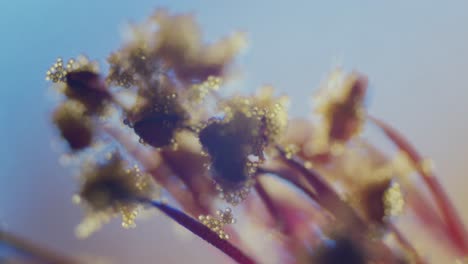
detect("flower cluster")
[73,153,154,238]
[43,8,468,264]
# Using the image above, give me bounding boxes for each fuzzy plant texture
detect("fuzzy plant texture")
[14,8,466,264]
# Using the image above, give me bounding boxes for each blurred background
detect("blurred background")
[1,0,467,263]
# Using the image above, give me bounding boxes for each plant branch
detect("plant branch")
[139,199,256,264]
[389,224,427,264]
[0,230,78,264]
[369,115,468,255]
[275,147,367,231]
[257,167,318,204]
[254,176,290,234]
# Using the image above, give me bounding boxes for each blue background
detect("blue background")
[1,1,468,263]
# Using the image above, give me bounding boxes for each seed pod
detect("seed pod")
[53,100,93,151]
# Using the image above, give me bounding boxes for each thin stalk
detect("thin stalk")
[0,230,77,264]
[139,198,256,264]
[369,115,468,254]
[254,177,290,234]
[389,224,427,264]
[272,148,399,262]
[275,147,367,230]
[257,167,318,203]
[103,124,205,215]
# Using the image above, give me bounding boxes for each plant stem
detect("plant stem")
[369,115,468,255]
[0,230,78,264]
[139,199,256,264]
[257,167,318,204]
[273,148,400,262]
[275,147,366,230]
[254,177,290,234]
[389,224,427,264]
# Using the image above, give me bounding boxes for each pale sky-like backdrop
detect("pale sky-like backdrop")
[1,1,468,263]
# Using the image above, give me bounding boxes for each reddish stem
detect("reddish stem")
[103,124,206,215]
[369,115,468,255]
[254,177,290,234]
[407,187,447,236]
[389,224,427,264]
[275,147,367,230]
[141,199,256,264]
[0,230,78,264]
[257,167,318,203]
[273,148,400,262]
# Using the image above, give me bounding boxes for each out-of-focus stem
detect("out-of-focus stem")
[407,186,447,237]
[254,177,290,234]
[369,115,468,255]
[139,199,256,264]
[0,230,78,264]
[273,147,400,262]
[257,167,318,204]
[159,150,211,215]
[275,147,366,230]
[103,124,205,215]
[389,224,427,264]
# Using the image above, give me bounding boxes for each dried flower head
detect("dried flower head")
[222,86,289,145]
[360,179,405,225]
[107,45,163,89]
[47,56,110,114]
[40,9,468,264]
[199,89,288,204]
[199,111,260,204]
[148,9,246,82]
[52,100,93,150]
[106,9,246,86]
[124,85,189,148]
[74,153,152,237]
[312,70,367,154]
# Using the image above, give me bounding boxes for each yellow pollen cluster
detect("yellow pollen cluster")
[120,205,139,229]
[46,56,99,84]
[198,208,236,240]
[221,87,288,145]
[383,182,404,218]
[284,144,300,159]
[46,57,69,83]
[216,178,255,205]
[189,75,222,103]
